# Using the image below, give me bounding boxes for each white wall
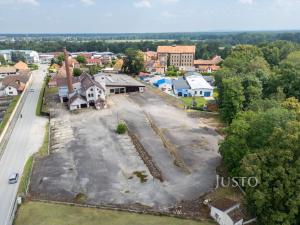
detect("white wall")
[86,85,105,102]
[188,88,213,97]
[5,86,18,96]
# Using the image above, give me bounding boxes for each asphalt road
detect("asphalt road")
[0,64,48,225]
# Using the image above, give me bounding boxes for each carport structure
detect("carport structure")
[94,73,145,95]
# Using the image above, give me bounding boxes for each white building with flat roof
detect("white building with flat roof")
[185,72,214,97]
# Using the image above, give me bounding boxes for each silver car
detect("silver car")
[8,173,19,184]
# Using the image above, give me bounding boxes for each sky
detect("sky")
[0,0,300,33]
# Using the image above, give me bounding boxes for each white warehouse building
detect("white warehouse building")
[185,72,214,97]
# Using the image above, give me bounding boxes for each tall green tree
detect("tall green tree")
[242,75,263,108]
[76,55,87,64]
[220,77,245,123]
[242,121,300,225]
[73,68,82,77]
[122,48,145,75]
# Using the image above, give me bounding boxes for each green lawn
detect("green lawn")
[14,202,215,225]
[0,95,20,135]
[17,156,34,195]
[180,97,207,108]
[36,79,46,116]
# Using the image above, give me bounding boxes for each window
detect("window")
[91,93,94,97]
[90,88,93,91]
[195,91,197,95]
[200,91,203,95]
[9,92,13,94]
[110,89,114,93]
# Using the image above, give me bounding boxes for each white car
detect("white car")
[8,173,19,184]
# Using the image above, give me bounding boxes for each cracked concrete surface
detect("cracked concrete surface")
[30,88,221,210]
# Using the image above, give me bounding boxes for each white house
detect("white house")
[185,72,214,97]
[210,198,243,225]
[5,86,18,96]
[58,73,106,110]
[1,74,29,96]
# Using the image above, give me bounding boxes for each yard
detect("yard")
[180,97,207,109]
[14,201,215,225]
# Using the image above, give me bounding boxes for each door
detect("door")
[204,92,211,97]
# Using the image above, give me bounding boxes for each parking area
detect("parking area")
[29,88,221,211]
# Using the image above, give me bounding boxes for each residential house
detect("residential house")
[194,55,223,73]
[172,77,190,97]
[1,75,29,96]
[157,45,196,68]
[185,72,214,97]
[209,198,256,225]
[145,60,165,74]
[86,58,102,66]
[14,61,29,71]
[210,198,243,225]
[58,72,106,110]
[0,67,17,79]
[144,51,157,61]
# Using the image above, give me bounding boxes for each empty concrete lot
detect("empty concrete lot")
[30,88,221,211]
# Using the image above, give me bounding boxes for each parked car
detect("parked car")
[8,173,19,184]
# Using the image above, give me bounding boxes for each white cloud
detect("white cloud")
[134,0,151,8]
[80,0,95,5]
[239,0,254,5]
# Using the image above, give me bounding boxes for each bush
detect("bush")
[116,122,127,134]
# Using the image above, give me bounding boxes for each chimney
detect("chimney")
[63,47,74,93]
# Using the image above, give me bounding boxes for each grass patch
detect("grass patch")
[14,201,216,225]
[18,122,49,195]
[116,122,127,134]
[17,155,34,195]
[37,122,49,157]
[0,95,20,135]
[36,78,46,116]
[133,171,148,183]
[180,97,207,109]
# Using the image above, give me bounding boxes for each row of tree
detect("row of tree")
[216,41,300,225]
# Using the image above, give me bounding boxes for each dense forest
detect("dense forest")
[215,40,300,225]
[1,31,300,60]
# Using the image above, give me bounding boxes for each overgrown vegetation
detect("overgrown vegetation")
[116,122,127,134]
[36,77,47,116]
[18,155,34,195]
[38,122,49,157]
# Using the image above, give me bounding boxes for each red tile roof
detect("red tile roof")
[157,45,196,54]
